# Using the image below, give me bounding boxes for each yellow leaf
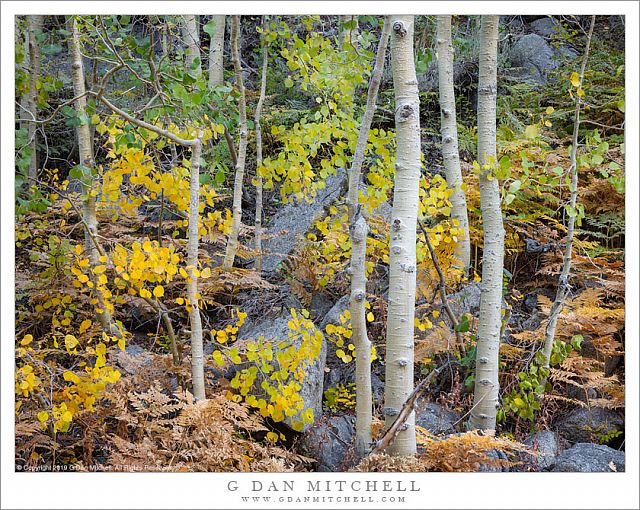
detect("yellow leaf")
[79,319,92,334]
[63,371,81,384]
[64,334,79,351]
[153,285,165,298]
[569,72,580,87]
[93,265,107,274]
[200,267,212,279]
[366,312,374,322]
[577,87,585,98]
[37,411,49,423]
[545,106,555,115]
[20,334,33,346]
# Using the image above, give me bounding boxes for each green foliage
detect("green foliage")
[501,335,583,422]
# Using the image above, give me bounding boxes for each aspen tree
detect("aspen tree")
[182,15,201,77]
[542,16,596,373]
[25,15,43,195]
[383,15,421,456]
[222,15,248,271]
[207,15,225,89]
[347,16,391,456]
[254,17,268,273]
[436,15,471,273]
[186,136,206,400]
[469,15,503,431]
[67,16,119,337]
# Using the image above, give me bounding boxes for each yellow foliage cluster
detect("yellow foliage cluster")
[214,309,323,433]
[325,306,377,363]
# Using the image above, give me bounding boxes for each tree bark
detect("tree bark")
[346,16,391,457]
[254,17,268,274]
[222,15,248,271]
[25,15,43,195]
[67,16,118,337]
[182,15,201,77]
[436,15,471,273]
[187,137,206,400]
[207,15,225,89]
[542,15,596,373]
[383,15,421,456]
[469,15,503,431]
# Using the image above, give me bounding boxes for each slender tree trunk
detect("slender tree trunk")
[222,15,247,271]
[182,15,201,76]
[254,17,268,274]
[542,16,596,372]
[25,15,43,194]
[339,15,360,48]
[436,15,471,273]
[187,137,206,400]
[207,15,225,89]
[68,17,118,337]
[19,16,30,135]
[469,15,502,431]
[346,16,391,457]
[383,15,421,456]
[162,25,179,163]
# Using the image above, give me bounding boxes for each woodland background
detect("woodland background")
[12,13,626,474]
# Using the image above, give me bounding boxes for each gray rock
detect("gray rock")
[261,171,347,273]
[566,384,598,403]
[523,292,538,313]
[319,295,350,330]
[115,344,153,375]
[298,415,356,472]
[507,33,576,84]
[555,407,624,444]
[240,312,327,432]
[530,17,560,38]
[551,443,625,472]
[479,449,510,472]
[447,282,482,318]
[523,430,559,470]
[415,402,461,435]
[309,292,334,322]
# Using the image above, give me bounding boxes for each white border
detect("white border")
[2,2,638,509]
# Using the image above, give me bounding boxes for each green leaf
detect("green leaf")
[524,124,539,140]
[284,76,294,88]
[454,314,470,333]
[215,169,225,185]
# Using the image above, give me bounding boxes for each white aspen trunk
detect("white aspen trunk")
[347,16,391,457]
[69,23,123,335]
[222,15,247,271]
[469,15,503,431]
[68,17,117,336]
[207,15,225,89]
[383,15,421,456]
[436,15,471,273]
[187,137,206,400]
[254,17,268,274]
[182,15,201,76]
[542,16,596,372]
[26,15,43,194]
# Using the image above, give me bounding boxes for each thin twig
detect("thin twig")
[370,362,449,455]
[418,220,466,355]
